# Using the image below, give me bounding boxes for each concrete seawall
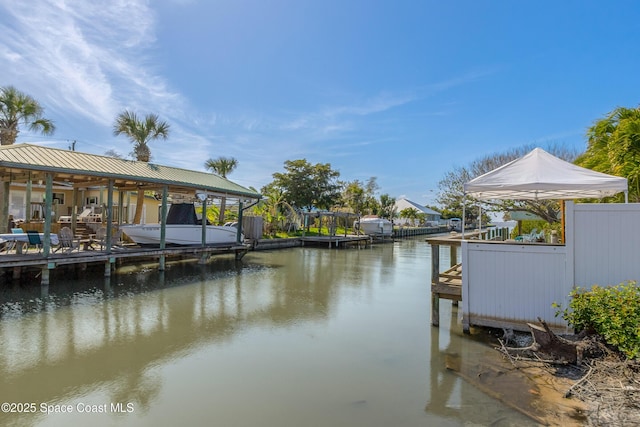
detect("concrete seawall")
[251,238,303,250]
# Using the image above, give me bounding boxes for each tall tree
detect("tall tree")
[204,156,238,224]
[204,156,238,178]
[0,86,56,232]
[0,86,55,145]
[576,106,640,202]
[342,180,366,215]
[378,193,396,220]
[399,207,419,226]
[271,159,341,211]
[340,177,381,215]
[253,183,299,236]
[113,110,170,223]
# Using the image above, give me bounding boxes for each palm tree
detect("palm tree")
[113,110,170,223]
[0,86,55,145]
[577,106,640,201]
[253,184,299,236]
[204,156,238,224]
[204,156,238,178]
[399,207,419,226]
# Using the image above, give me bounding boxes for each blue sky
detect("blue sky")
[2,0,640,206]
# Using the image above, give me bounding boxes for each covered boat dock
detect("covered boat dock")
[0,144,261,285]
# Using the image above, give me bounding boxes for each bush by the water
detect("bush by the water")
[555,281,640,359]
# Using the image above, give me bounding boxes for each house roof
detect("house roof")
[0,144,260,199]
[394,198,441,216]
[464,148,628,200]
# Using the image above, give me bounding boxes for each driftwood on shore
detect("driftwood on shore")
[496,318,640,427]
[499,317,592,364]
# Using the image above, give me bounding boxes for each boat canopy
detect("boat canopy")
[166,203,199,225]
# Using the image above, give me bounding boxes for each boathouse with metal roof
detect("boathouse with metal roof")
[0,143,261,284]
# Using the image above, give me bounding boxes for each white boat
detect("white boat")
[121,203,241,246]
[354,216,393,236]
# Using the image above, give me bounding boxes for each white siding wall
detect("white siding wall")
[571,203,640,287]
[462,242,568,331]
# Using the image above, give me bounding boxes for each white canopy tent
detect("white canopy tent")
[461,148,628,238]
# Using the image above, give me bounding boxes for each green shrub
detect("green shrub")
[555,281,640,359]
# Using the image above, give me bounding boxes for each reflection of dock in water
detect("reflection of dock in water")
[0,260,337,424]
[425,258,586,426]
[300,235,372,248]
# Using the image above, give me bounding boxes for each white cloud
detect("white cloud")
[0,0,182,126]
[0,1,490,197]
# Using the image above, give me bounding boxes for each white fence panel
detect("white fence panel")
[463,242,568,331]
[572,203,640,287]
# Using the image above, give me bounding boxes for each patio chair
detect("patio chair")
[56,227,80,253]
[1,228,24,253]
[91,226,107,250]
[25,230,42,254]
[521,228,538,242]
[111,228,124,248]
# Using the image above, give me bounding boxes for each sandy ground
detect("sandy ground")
[446,348,588,426]
[451,330,640,426]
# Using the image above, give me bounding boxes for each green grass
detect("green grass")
[263,226,353,239]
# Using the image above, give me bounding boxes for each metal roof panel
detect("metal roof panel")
[0,144,261,199]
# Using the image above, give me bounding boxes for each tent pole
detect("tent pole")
[561,200,565,244]
[461,195,466,241]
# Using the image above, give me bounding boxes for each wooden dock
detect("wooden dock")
[427,235,463,329]
[300,235,372,248]
[0,243,249,285]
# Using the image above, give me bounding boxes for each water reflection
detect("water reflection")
[0,241,534,426]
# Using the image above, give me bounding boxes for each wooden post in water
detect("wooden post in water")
[450,244,459,307]
[449,245,456,268]
[431,243,440,327]
[41,267,49,285]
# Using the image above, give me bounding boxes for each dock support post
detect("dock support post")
[450,245,459,307]
[159,254,165,271]
[12,266,20,280]
[198,252,208,264]
[104,261,111,277]
[449,245,457,268]
[431,244,440,327]
[41,267,50,286]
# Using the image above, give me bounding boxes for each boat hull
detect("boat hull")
[121,224,240,246]
[355,219,393,236]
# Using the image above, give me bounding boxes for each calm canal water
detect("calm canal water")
[0,237,536,426]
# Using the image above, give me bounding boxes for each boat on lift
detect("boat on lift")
[353,216,393,237]
[121,203,241,246]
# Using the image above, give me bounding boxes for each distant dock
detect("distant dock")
[300,235,372,248]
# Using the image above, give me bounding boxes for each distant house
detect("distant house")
[394,198,441,226]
